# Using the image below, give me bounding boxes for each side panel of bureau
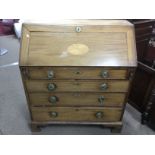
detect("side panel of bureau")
[31,107,122,122]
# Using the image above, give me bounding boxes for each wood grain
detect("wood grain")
[29,92,126,107]
[19,26,30,65]
[25,80,129,93]
[19,20,137,131]
[19,20,137,67]
[31,107,122,122]
[31,120,123,126]
[28,67,128,80]
[27,32,128,66]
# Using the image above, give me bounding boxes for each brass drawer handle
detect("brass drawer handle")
[95,112,104,119]
[100,83,108,91]
[98,96,105,105]
[49,96,58,104]
[49,112,58,118]
[47,70,54,79]
[75,26,82,32]
[47,83,56,91]
[75,71,81,75]
[101,70,109,78]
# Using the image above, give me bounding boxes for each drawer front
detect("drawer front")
[31,107,122,122]
[26,80,129,92]
[28,67,128,80]
[29,92,126,107]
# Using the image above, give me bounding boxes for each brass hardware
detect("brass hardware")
[47,83,56,91]
[100,83,108,90]
[101,70,109,78]
[49,96,58,104]
[95,112,104,119]
[47,70,54,79]
[75,26,82,32]
[75,71,81,75]
[98,96,105,105]
[49,112,58,118]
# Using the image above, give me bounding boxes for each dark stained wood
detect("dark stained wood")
[129,62,155,131]
[128,19,155,62]
[128,20,155,131]
[146,86,155,130]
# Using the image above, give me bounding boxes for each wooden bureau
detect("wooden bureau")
[19,20,137,132]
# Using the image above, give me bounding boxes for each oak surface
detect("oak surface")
[19,20,137,132]
[29,92,126,107]
[31,107,122,122]
[28,67,128,80]
[26,80,129,93]
[19,20,137,67]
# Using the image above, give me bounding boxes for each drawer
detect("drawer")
[27,67,128,80]
[26,80,129,93]
[31,107,122,122]
[29,92,126,107]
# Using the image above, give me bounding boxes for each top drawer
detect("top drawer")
[27,67,128,80]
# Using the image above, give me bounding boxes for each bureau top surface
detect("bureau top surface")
[19,20,137,67]
[20,19,133,26]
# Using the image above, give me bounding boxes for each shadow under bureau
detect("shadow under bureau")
[19,20,137,132]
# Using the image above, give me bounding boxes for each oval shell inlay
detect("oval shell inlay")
[67,44,89,55]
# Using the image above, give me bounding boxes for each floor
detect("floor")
[0,35,155,135]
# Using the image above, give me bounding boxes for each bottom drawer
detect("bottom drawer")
[31,107,122,122]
